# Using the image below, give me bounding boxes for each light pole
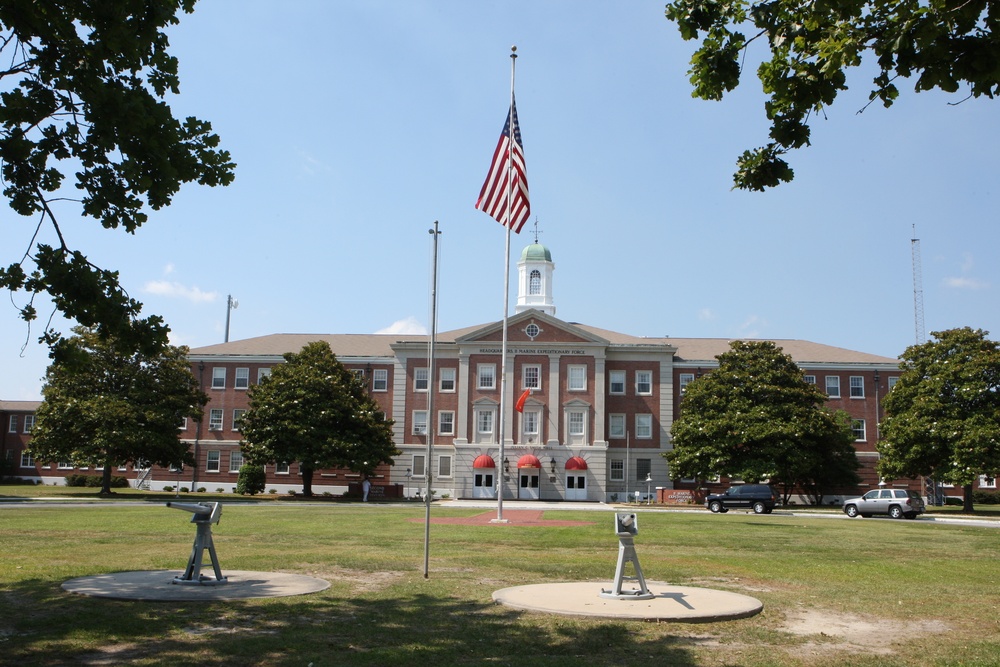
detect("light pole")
[646,472,652,505]
[405,467,411,500]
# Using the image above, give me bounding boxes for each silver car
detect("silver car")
[842,488,925,519]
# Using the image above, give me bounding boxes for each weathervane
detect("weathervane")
[531,216,542,244]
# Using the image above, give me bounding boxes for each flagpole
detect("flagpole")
[495,46,518,524]
[423,221,441,576]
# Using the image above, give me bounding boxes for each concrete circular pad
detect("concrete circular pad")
[493,581,762,622]
[62,570,330,601]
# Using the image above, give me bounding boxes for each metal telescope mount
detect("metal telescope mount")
[600,512,654,600]
[166,501,227,585]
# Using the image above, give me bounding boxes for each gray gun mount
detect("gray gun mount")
[600,512,653,600]
[166,501,227,585]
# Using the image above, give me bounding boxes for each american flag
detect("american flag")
[475,98,530,233]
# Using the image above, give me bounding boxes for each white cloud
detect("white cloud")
[944,276,989,290]
[375,317,427,335]
[698,308,716,321]
[163,263,176,276]
[142,280,219,303]
[737,315,766,338]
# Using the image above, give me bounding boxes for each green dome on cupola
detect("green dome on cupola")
[520,243,552,262]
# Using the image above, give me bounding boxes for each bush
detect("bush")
[236,463,266,496]
[972,490,999,505]
[268,489,277,494]
[215,487,225,493]
[179,486,190,493]
[64,474,129,488]
[196,487,206,493]
[163,485,174,492]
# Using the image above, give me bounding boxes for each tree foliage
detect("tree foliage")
[0,1,234,356]
[28,327,208,494]
[878,327,1000,511]
[664,0,1000,190]
[239,341,398,497]
[667,340,859,502]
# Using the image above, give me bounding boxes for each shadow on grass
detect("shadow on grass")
[3,578,700,667]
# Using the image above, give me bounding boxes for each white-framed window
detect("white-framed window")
[610,459,624,482]
[206,450,221,472]
[412,454,426,478]
[229,451,244,472]
[232,409,246,432]
[414,367,429,392]
[850,376,865,398]
[522,409,540,443]
[8,415,17,433]
[679,373,694,395]
[635,458,652,481]
[180,417,188,431]
[257,367,271,383]
[372,368,388,392]
[980,475,996,489]
[636,370,652,395]
[888,376,899,390]
[439,367,456,392]
[235,367,250,390]
[57,461,73,470]
[826,376,841,398]
[851,419,866,441]
[478,364,496,390]
[804,375,816,385]
[211,367,226,389]
[476,409,495,442]
[609,370,625,395]
[529,269,542,295]
[523,364,541,390]
[609,413,626,439]
[23,415,35,433]
[412,410,428,435]
[438,411,455,436]
[568,365,587,391]
[568,411,585,436]
[636,414,653,439]
[168,462,182,472]
[209,409,223,431]
[20,451,35,467]
[438,454,453,478]
[275,461,290,475]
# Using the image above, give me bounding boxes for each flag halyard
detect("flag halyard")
[475,99,530,233]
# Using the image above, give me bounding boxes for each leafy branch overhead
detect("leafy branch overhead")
[665,0,1000,190]
[0,1,235,354]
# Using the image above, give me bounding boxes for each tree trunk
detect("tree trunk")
[963,483,974,513]
[101,460,113,495]
[301,467,314,497]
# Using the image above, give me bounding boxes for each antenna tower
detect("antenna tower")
[910,225,925,345]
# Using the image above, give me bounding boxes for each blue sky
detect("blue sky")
[3,0,998,400]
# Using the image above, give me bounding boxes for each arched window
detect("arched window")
[529,269,541,295]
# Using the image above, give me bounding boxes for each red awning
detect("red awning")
[565,456,588,471]
[472,455,496,469]
[517,455,542,469]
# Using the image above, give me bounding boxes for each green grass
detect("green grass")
[2,501,999,666]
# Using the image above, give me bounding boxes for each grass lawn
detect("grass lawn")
[1,499,999,666]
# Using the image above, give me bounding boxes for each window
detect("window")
[232,409,246,431]
[257,367,271,383]
[412,454,426,477]
[609,414,626,439]
[679,373,694,395]
[212,367,226,389]
[980,475,996,489]
[478,364,496,390]
[438,455,453,478]
[851,419,866,441]
[825,376,841,398]
[180,417,188,431]
[372,368,388,392]
[57,461,73,469]
[477,409,494,439]
[888,376,899,390]
[412,410,428,435]
[414,367,429,391]
[7,415,16,433]
[229,451,244,472]
[235,367,250,390]
[20,451,35,467]
[206,451,221,472]
[522,410,540,442]
[440,367,456,392]
[636,370,652,395]
[609,370,625,395]
[610,459,624,482]
[636,414,653,439]
[275,461,290,474]
[523,364,541,390]
[850,376,865,398]
[568,365,586,391]
[529,269,541,295]
[23,415,34,433]
[525,323,540,338]
[636,458,652,481]
[803,375,816,385]
[568,411,585,436]
[438,411,454,436]
[209,409,223,431]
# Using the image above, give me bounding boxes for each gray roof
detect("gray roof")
[0,400,42,411]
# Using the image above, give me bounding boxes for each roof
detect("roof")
[0,400,42,411]
[520,243,552,262]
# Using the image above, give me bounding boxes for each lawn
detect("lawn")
[1,499,999,666]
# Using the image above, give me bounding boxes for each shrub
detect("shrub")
[973,490,999,505]
[236,463,266,496]
[64,474,129,488]
[268,489,277,494]
[196,487,206,493]
[163,485,174,492]
[179,487,190,493]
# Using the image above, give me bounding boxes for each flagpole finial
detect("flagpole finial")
[510,45,517,58]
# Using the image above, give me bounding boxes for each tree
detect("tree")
[664,0,1000,191]
[0,1,234,356]
[878,327,1000,512]
[239,341,398,497]
[667,340,859,503]
[27,327,208,494]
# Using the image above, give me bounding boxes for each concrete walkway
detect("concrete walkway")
[61,570,330,601]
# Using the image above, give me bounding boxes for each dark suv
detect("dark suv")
[705,484,779,514]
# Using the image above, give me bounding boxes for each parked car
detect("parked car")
[705,484,779,514]
[842,488,925,519]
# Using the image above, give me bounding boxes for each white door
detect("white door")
[519,471,539,499]
[473,472,495,499]
[566,474,587,501]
